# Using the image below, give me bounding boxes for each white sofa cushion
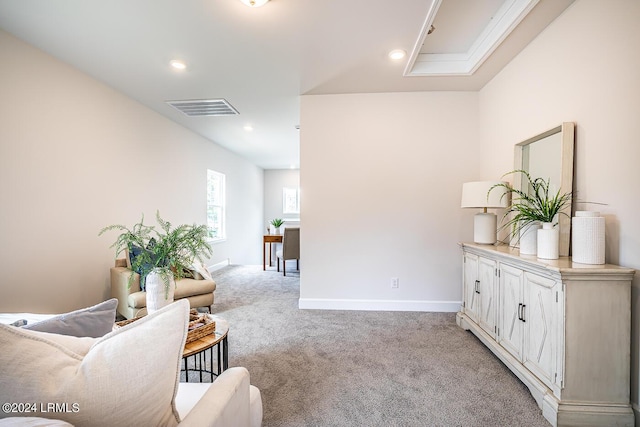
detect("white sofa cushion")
[0,313,52,326]
[0,300,189,427]
[175,382,211,420]
[0,418,73,426]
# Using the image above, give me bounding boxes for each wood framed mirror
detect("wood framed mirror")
[513,122,575,256]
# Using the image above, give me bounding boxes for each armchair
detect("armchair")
[111,258,216,319]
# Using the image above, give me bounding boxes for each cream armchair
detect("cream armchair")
[110,258,216,319]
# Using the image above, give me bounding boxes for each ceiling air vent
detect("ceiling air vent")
[166,99,239,117]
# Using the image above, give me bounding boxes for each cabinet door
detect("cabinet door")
[463,252,480,323]
[478,257,497,338]
[523,273,559,390]
[498,264,524,360]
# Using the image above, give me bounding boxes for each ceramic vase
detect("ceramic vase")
[572,211,605,264]
[145,269,175,314]
[537,222,559,260]
[270,225,281,235]
[519,222,540,255]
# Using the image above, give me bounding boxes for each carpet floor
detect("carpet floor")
[206,264,550,427]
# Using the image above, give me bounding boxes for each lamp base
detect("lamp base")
[474,213,497,244]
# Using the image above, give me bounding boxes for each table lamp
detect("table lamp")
[461,181,510,244]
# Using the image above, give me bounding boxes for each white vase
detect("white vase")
[145,269,175,314]
[572,211,605,264]
[270,225,281,234]
[519,222,540,255]
[537,222,559,260]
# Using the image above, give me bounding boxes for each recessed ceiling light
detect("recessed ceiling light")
[170,60,187,70]
[239,0,269,7]
[388,49,406,60]
[244,125,254,132]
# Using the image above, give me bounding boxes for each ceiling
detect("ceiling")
[0,0,573,169]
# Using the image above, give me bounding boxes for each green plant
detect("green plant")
[99,211,213,296]
[489,170,572,242]
[270,218,284,228]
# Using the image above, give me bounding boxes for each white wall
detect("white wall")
[300,91,479,311]
[0,30,264,313]
[477,0,640,419]
[264,169,300,229]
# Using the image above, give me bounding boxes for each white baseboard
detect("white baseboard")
[208,259,230,272]
[298,298,462,312]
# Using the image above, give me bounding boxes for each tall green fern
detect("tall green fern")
[488,170,571,244]
[99,211,213,297]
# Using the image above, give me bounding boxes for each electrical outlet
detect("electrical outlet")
[391,277,399,288]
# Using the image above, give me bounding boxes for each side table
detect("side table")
[263,234,283,270]
[182,314,229,382]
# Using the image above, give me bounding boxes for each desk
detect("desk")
[182,315,229,382]
[263,234,283,270]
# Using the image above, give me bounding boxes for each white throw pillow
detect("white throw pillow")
[191,260,214,281]
[0,300,190,427]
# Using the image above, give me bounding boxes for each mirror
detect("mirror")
[513,122,575,256]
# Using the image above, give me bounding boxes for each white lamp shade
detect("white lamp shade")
[461,181,510,209]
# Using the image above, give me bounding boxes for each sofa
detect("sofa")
[0,299,263,427]
[111,258,216,319]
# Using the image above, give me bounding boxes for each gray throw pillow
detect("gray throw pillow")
[22,298,118,338]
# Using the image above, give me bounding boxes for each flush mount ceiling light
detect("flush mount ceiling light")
[170,60,187,70]
[244,125,254,132]
[239,0,269,7]
[388,49,406,60]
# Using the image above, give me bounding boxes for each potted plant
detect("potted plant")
[270,218,285,234]
[99,211,212,313]
[489,170,572,259]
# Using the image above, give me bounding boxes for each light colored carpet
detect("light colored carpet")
[206,265,550,427]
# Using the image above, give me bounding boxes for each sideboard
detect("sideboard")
[456,242,635,427]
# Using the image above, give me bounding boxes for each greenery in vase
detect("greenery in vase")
[489,169,572,243]
[99,211,213,297]
[270,218,285,228]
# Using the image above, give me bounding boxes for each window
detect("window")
[283,187,300,214]
[207,170,226,241]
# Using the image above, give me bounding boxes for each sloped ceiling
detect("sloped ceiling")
[0,0,573,169]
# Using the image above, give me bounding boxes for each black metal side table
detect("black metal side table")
[182,315,229,382]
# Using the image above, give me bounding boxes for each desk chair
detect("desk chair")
[276,227,300,276]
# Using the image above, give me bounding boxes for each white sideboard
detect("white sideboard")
[456,242,635,427]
